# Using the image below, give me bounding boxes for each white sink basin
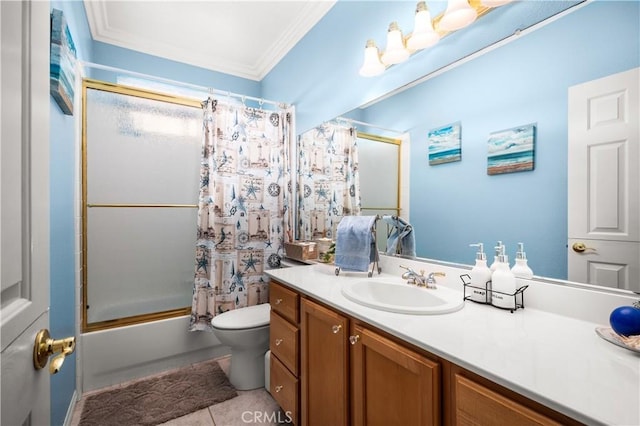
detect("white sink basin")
[341,279,464,315]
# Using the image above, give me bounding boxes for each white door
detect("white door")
[567,67,640,290]
[1,1,52,425]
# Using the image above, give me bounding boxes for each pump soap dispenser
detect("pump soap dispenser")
[491,244,517,310]
[468,243,492,303]
[489,241,503,272]
[511,242,534,279]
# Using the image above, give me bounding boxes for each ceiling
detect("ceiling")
[83,1,336,81]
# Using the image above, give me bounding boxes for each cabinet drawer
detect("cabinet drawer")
[454,374,561,426]
[270,312,299,376]
[270,281,299,323]
[271,354,299,425]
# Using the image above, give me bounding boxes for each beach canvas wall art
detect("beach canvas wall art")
[50,9,77,115]
[428,122,461,165]
[487,124,535,175]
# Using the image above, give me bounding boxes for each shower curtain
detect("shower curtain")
[189,98,292,331]
[297,123,361,241]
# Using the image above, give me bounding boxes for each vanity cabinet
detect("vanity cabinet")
[270,280,582,426]
[300,297,440,425]
[269,282,300,424]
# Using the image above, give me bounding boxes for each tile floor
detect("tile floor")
[69,356,289,426]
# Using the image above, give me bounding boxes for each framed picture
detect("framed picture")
[428,122,461,165]
[50,9,77,115]
[487,124,536,175]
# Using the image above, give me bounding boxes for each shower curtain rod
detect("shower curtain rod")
[80,61,289,108]
[335,117,405,135]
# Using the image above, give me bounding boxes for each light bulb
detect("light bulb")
[439,0,477,32]
[359,39,385,77]
[407,1,440,51]
[381,22,410,65]
[481,0,513,7]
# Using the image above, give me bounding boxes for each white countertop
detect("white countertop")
[266,261,640,426]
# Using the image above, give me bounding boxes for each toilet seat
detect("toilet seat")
[211,303,271,330]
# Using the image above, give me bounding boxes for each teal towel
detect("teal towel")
[335,216,377,272]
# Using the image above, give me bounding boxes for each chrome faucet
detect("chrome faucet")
[399,266,445,289]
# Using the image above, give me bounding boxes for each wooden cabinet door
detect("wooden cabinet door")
[270,312,299,376]
[351,324,441,426]
[454,374,561,426]
[301,299,349,426]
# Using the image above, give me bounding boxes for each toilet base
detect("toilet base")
[229,349,266,390]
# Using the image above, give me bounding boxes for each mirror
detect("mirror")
[297,1,640,293]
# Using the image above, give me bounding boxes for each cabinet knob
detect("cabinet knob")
[274,298,283,305]
[332,324,342,334]
[275,338,283,346]
[349,335,360,345]
[274,385,283,393]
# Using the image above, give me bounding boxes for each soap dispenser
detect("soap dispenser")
[489,241,503,272]
[491,244,517,310]
[511,242,534,279]
[468,243,492,303]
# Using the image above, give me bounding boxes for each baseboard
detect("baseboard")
[63,390,78,426]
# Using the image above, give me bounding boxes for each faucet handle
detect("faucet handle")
[426,271,446,288]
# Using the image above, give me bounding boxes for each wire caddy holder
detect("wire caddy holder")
[460,274,528,313]
[335,215,382,278]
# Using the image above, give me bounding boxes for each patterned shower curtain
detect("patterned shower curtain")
[189,98,292,331]
[297,122,361,241]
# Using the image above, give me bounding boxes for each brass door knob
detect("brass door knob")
[349,335,360,345]
[33,329,76,374]
[572,242,597,253]
[332,325,342,334]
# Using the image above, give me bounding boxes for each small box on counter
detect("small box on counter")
[284,241,317,261]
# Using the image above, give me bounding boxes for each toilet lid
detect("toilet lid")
[211,303,271,330]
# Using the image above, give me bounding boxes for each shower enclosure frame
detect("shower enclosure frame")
[81,78,202,333]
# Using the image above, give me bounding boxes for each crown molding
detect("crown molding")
[83,0,336,81]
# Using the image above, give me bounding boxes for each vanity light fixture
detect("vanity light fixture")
[359,39,386,77]
[481,0,514,7]
[381,22,410,65]
[358,0,513,77]
[439,0,477,31]
[407,1,440,51]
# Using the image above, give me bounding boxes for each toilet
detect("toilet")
[211,303,271,390]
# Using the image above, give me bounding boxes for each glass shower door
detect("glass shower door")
[82,80,202,331]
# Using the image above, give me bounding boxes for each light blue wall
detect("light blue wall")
[360,1,640,278]
[49,1,93,424]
